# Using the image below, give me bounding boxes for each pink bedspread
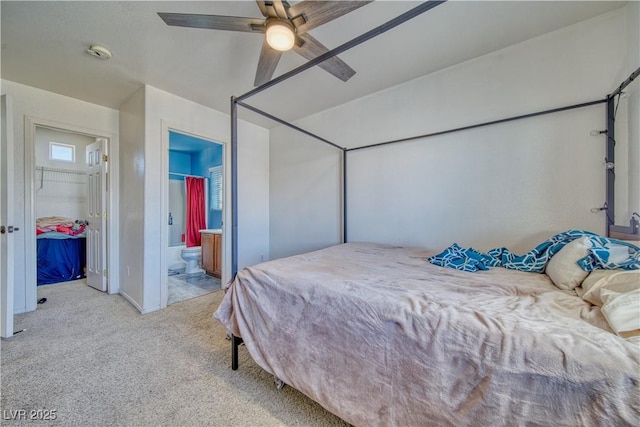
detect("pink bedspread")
[214,243,640,426]
[36,216,86,236]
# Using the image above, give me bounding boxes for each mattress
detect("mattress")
[214,242,640,426]
[37,236,86,285]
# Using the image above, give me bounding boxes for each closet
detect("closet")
[34,127,93,286]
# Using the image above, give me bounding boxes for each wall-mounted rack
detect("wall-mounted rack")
[36,166,87,190]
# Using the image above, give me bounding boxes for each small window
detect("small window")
[49,142,75,162]
[209,166,223,211]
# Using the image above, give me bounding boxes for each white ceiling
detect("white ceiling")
[1,1,627,128]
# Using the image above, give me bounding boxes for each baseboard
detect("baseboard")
[119,291,144,313]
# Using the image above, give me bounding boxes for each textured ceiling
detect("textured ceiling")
[1,1,627,128]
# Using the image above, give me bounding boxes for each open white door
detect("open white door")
[1,95,15,338]
[86,138,107,292]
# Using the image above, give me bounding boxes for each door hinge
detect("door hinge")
[103,268,108,278]
[102,154,108,163]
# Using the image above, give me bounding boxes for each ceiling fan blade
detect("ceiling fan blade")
[255,0,282,19]
[254,39,283,86]
[158,12,265,33]
[255,1,269,17]
[272,0,289,19]
[294,33,356,82]
[287,1,373,34]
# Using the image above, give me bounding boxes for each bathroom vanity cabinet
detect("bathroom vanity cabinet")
[201,232,221,278]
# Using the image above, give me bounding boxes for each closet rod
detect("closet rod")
[37,166,87,190]
[37,166,86,175]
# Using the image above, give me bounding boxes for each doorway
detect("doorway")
[34,127,94,288]
[165,130,224,305]
[24,116,118,313]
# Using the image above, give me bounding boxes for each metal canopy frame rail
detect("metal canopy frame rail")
[230,0,640,278]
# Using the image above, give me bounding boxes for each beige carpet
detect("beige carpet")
[1,280,349,426]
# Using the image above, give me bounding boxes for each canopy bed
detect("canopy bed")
[216,1,640,425]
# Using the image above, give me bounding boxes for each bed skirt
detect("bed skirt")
[37,237,86,285]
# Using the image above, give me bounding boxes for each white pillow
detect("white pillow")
[545,236,592,290]
[607,244,633,264]
[601,289,640,340]
[580,269,640,306]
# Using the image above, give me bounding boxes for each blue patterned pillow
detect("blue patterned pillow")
[428,243,498,272]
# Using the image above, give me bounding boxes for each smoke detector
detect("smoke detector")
[86,45,112,60]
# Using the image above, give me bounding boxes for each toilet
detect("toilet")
[180,246,204,275]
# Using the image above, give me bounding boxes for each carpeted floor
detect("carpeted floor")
[1,280,349,426]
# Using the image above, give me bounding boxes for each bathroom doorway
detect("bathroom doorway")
[166,130,223,305]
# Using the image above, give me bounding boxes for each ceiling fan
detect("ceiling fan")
[158,1,373,87]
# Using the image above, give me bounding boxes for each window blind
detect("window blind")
[209,166,223,211]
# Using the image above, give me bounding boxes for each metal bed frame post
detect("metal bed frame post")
[231,334,243,370]
[230,96,244,370]
[231,96,238,279]
[606,95,616,236]
[343,149,347,243]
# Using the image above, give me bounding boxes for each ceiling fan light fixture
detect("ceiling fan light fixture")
[265,20,295,52]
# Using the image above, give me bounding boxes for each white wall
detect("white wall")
[0,79,119,313]
[35,127,93,220]
[119,85,270,313]
[270,129,342,258]
[269,7,634,257]
[118,87,146,310]
[236,121,271,267]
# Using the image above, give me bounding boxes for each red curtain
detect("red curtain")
[185,177,206,247]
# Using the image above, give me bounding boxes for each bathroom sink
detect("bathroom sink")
[200,229,222,234]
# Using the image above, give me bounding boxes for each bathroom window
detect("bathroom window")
[209,166,223,211]
[49,142,75,162]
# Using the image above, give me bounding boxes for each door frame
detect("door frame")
[160,120,230,308]
[1,95,15,338]
[24,116,119,310]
